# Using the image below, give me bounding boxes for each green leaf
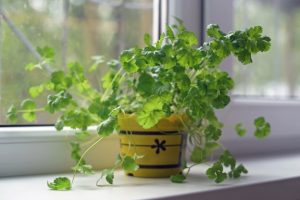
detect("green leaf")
[73,164,94,175]
[50,70,72,91]
[21,99,36,122]
[229,164,248,178]
[237,50,252,64]
[21,99,36,110]
[212,95,230,109]
[247,26,262,37]
[170,174,186,183]
[122,156,139,173]
[254,117,265,127]
[137,96,166,129]
[123,60,139,73]
[166,25,175,41]
[144,33,152,46]
[219,150,236,169]
[176,73,191,91]
[178,31,198,46]
[6,105,18,123]
[137,110,165,129]
[101,71,116,90]
[37,46,55,60]
[97,116,117,136]
[101,169,115,184]
[29,84,44,98]
[88,98,112,119]
[162,57,176,69]
[156,32,165,48]
[120,50,139,73]
[142,49,162,66]
[67,62,85,83]
[47,177,71,190]
[25,63,42,71]
[51,71,65,84]
[204,125,222,141]
[235,123,247,137]
[161,44,174,57]
[191,147,206,163]
[120,50,134,63]
[176,49,194,67]
[184,87,207,119]
[75,131,90,141]
[137,73,155,95]
[254,117,271,139]
[55,119,64,131]
[207,24,224,39]
[142,96,164,111]
[46,91,72,113]
[206,161,227,183]
[58,109,93,130]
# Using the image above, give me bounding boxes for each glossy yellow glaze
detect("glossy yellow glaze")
[118,113,186,132]
[118,114,186,178]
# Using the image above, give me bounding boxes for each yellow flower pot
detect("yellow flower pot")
[118,113,187,178]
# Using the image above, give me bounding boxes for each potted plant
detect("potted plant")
[6,20,271,190]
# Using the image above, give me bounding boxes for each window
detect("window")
[1,0,299,177]
[0,0,153,125]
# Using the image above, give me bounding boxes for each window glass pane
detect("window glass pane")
[233,0,299,98]
[206,0,299,99]
[0,0,153,125]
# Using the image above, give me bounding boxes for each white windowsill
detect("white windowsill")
[1,121,300,177]
[0,126,120,177]
[1,153,299,200]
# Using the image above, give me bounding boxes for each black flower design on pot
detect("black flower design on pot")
[151,139,166,154]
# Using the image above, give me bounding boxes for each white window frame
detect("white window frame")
[1,0,299,177]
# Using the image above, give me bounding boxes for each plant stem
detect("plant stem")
[72,136,105,183]
[101,68,123,101]
[185,163,199,177]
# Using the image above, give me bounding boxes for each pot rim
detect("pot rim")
[118,113,187,132]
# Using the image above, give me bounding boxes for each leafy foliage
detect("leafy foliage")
[97,116,117,136]
[100,169,115,185]
[170,174,186,183]
[20,99,37,121]
[6,105,18,123]
[122,156,139,173]
[6,22,272,186]
[98,154,140,185]
[254,117,271,139]
[235,123,247,137]
[47,177,71,190]
[206,150,248,183]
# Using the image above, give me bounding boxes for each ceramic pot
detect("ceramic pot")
[118,113,187,178]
